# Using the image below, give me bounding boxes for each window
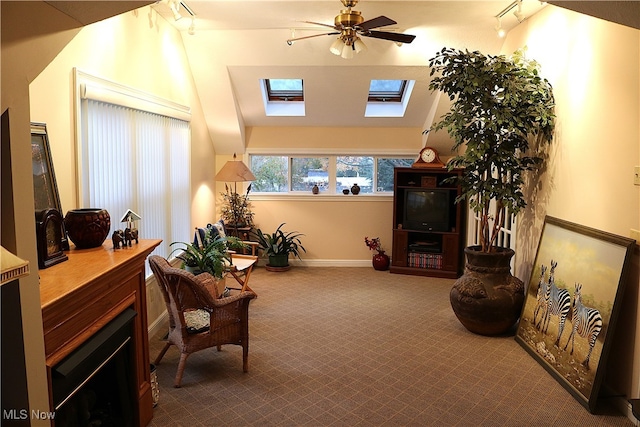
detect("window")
[249,155,414,194]
[291,157,329,192]
[336,156,373,193]
[368,79,407,102]
[76,71,191,274]
[264,79,304,101]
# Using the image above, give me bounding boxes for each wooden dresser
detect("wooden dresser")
[39,239,161,426]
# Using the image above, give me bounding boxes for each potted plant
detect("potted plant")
[364,237,390,271]
[426,47,555,335]
[220,184,255,228]
[170,229,245,279]
[252,223,306,271]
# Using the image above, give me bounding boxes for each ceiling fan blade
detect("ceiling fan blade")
[363,30,416,44]
[287,32,339,44]
[302,20,339,30]
[358,15,396,31]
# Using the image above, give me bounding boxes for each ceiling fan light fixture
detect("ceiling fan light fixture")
[353,37,367,54]
[341,42,355,59]
[329,37,343,55]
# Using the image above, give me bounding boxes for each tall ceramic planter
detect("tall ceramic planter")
[450,246,524,336]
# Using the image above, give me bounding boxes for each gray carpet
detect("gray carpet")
[147,267,633,426]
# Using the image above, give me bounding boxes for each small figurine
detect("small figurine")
[124,227,139,246]
[120,209,141,245]
[112,230,125,249]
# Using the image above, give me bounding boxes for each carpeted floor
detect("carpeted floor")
[147,267,634,426]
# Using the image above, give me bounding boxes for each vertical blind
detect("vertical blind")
[80,99,191,271]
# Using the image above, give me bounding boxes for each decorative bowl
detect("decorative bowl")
[64,208,111,249]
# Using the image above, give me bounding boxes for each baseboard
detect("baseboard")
[601,384,639,426]
[147,310,168,340]
[613,397,639,426]
[257,259,374,268]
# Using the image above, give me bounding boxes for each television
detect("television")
[402,189,451,232]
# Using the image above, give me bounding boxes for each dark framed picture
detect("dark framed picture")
[31,122,62,212]
[31,122,69,250]
[515,216,635,412]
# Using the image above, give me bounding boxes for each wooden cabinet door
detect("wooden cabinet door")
[392,230,408,267]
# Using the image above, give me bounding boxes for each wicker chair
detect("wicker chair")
[148,255,256,387]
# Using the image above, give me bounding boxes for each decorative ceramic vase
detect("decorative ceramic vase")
[312,184,319,194]
[372,251,390,271]
[351,183,361,195]
[450,246,524,336]
[64,208,111,249]
[342,189,350,195]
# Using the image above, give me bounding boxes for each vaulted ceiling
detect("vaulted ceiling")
[42,1,640,155]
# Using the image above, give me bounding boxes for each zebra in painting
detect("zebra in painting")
[532,265,548,329]
[563,282,603,369]
[541,260,571,346]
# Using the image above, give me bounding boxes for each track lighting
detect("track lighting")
[495,17,506,38]
[170,0,182,20]
[513,0,525,22]
[494,0,526,38]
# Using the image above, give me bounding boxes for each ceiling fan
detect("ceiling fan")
[286,0,416,59]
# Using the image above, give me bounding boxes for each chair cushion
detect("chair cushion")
[183,309,210,334]
[193,220,227,247]
[210,220,227,238]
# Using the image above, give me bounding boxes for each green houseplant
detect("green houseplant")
[426,47,556,335]
[170,229,245,279]
[427,47,556,253]
[252,223,306,270]
[220,184,255,228]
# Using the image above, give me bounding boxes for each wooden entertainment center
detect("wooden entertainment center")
[390,166,466,278]
[39,239,160,426]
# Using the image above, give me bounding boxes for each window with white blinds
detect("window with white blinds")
[79,97,191,271]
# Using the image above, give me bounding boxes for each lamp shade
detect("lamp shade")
[1,246,30,286]
[215,156,256,182]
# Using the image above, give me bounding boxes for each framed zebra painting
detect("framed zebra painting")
[515,216,635,413]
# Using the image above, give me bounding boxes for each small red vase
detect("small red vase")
[372,251,390,271]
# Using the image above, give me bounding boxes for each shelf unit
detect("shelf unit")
[390,167,466,278]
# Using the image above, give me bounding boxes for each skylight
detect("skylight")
[365,79,415,118]
[368,80,407,103]
[265,79,304,102]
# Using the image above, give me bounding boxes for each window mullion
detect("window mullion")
[328,156,337,194]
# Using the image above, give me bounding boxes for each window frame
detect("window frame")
[247,150,417,199]
[368,79,408,103]
[264,79,304,102]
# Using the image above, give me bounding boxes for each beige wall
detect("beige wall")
[29,7,217,228]
[504,5,640,405]
[231,126,422,263]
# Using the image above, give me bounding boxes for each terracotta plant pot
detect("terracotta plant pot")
[450,246,524,336]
